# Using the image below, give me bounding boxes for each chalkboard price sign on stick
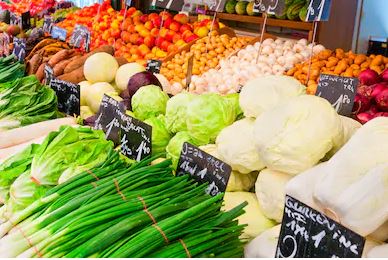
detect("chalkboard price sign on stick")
[50,78,80,116]
[315,74,358,117]
[51,26,67,41]
[146,59,162,74]
[69,24,91,52]
[176,142,232,196]
[305,0,332,22]
[153,0,185,11]
[120,114,152,162]
[94,94,125,145]
[44,64,54,86]
[276,195,365,258]
[10,12,21,27]
[43,15,54,34]
[12,37,26,62]
[253,0,286,16]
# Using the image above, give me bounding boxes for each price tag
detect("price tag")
[21,11,30,30]
[315,74,358,117]
[153,0,185,11]
[10,12,21,27]
[12,37,26,62]
[176,142,232,196]
[305,0,332,22]
[51,26,67,41]
[69,24,91,52]
[120,114,152,162]
[253,0,286,15]
[94,94,125,145]
[276,195,365,258]
[146,59,162,74]
[125,0,132,6]
[50,78,80,116]
[43,15,54,34]
[44,64,54,86]
[0,33,10,56]
[205,0,227,12]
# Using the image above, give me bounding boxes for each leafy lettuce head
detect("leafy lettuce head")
[186,93,236,145]
[131,85,169,121]
[165,92,193,134]
[144,115,172,155]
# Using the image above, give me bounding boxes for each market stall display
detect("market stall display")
[0,0,387,258]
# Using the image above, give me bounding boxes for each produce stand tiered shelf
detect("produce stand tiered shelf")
[215,13,316,41]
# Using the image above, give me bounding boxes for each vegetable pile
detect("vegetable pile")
[288,49,388,94]
[353,68,388,123]
[161,31,250,94]
[0,55,25,83]
[189,38,324,94]
[0,151,246,258]
[0,125,114,216]
[0,75,58,131]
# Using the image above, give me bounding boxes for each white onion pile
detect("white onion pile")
[188,38,325,95]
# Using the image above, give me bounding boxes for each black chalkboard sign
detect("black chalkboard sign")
[276,195,365,258]
[316,74,358,117]
[43,15,54,34]
[120,114,152,161]
[69,24,91,52]
[9,12,21,27]
[205,0,228,12]
[51,26,67,41]
[44,64,54,86]
[152,0,185,11]
[21,11,30,30]
[253,0,286,15]
[94,94,125,145]
[50,78,80,116]
[305,0,332,22]
[176,142,232,196]
[12,37,26,62]
[146,59,162,74]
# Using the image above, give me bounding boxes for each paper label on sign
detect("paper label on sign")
[44,64,54,86]
[50,78,80,116]
[206,0,227,12]
[51,26,67,41]
[315,74,358,117]
[305,0,332,21]
[120,114,152,162]
[94,94,125,145]
[176,142,232,196]
[276,195,365,258]
[253,0,286,15]
[43,15,54,34]
[125,0,132,6]
[12,37,26,62]
[69,24,91,52]
[146,59,162,74]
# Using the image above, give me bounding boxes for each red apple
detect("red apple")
[159,27,169,38]
[185,34,199,43]
[144,21,154,31]
[159,10,172,20]
[155,36,166,47]
[161,40,171,52]
[148,13,159,21]
[173,13,189,24]
[150,28,160,37]
[144,35,155,48]
[151,16,162,28]
[136,36,145,45]
[165,29,175,42]
[172,33,182,43]
[139,14,148,23]
[163,17,173,29]
[179,24,193,34]
[169,20,181,32]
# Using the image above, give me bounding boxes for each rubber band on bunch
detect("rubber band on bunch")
[179,239,191,258]
[114,178,127,201]
[8,218,43,257]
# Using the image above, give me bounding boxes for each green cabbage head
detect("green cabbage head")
[165,92,193,133]
[131,85,169,120]
[186,93,236,145]
[166,131,198,169]
[144,115,172,155]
